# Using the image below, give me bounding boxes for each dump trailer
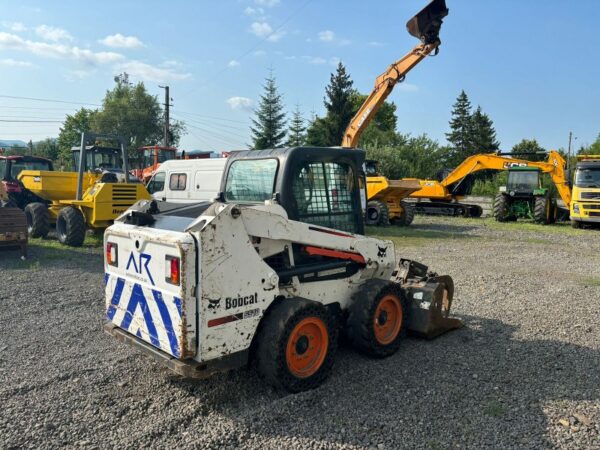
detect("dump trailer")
[0,182,27,258]
[103,147,462,392]
[570,155,600,228]
[341,0,448,226]
[18,133,150,247]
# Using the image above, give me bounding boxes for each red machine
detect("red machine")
[132,145,177,183]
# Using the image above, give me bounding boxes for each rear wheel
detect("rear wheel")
[347,284,408,358]
[493,194,510,222]
[365,200,389,226]
[255,299,337,392]
[24,202,49,238]
[533,195,551,224]
[56,206,86,247]
[469,205,483,218]
[392,201,414,226]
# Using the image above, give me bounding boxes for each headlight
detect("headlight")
[573,204,580,214]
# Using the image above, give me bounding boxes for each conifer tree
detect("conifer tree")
[250,72,287,149]
[286,105,306,147]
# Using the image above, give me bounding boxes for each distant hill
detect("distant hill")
[0,139,28,148]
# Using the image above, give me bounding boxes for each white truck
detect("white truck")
[103,147,461,392]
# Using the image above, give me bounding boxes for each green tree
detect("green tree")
[578,133,600,155]
[348,91,399,147]
[286,105,306,147]
[34,138,59,162]
[92,79,183,153]
[469,106,500,153]
[57,108,98,167]
[250,72,287,149]
[445,90,473,166]
[511,138,546,161]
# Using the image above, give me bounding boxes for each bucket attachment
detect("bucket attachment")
[406,0,449,45]
[393,259,463,339]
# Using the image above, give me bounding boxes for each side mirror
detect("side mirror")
[217,191,225,202]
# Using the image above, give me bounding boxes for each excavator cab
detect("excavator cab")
[406,0,449,45]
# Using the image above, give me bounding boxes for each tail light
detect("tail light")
[106,242,118,266]
[166,256,180,285]
[3,180,21,193]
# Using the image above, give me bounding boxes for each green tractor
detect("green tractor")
[493,167,557,224]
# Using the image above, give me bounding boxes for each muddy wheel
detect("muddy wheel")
[24,202,49,238]
[56,206,86,247]
[347,284,408,358]
[533,195,551,224]
[365,200,389,226]
[255,299,337,393]
[493,193,510,222]
[393,201,414,226]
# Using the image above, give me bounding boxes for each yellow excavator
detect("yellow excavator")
[341,0,449,226]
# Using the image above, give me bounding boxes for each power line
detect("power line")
[0,94,101,107]
[0,119,63,123]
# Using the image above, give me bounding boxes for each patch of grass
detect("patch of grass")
[483,401,508,418]
[458,217,588,236]
[523,237,552,245]
[581,277,600,287]
[366,225,471,247]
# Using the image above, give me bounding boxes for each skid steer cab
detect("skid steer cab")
[104,146,462,392]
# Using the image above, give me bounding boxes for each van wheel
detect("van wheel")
[24,202,49,238]
[56,207,86,247]
[255,299,337,393]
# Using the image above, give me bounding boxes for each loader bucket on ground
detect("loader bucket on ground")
[406,0,449,45]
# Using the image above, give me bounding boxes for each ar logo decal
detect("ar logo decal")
[126,252,155,286]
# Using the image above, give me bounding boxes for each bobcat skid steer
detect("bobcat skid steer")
[103,147,462,392]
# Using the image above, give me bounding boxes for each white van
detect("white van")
[146,158,227,203]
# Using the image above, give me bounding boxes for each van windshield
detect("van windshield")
[224,159,278,203]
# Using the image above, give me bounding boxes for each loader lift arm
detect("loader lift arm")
[342,0,448,148]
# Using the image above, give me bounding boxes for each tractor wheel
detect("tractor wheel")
[493,194,510,222]
[547,199,558,224]
[365,200,389,226]
[346,283,409,358]
[392,201,415,226]
[533,195,551,224]
[469,205,483,218]
[255,298,338,393]
[24,202,49,238]
[56,207,86,247]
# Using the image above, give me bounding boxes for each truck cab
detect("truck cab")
[570,155,600,227]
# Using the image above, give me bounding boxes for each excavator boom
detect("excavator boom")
[342,0,448,148]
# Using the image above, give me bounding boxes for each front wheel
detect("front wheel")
[392,201,414,226]
[493,194,510,222]
[365,200,390,226]
[533,195,551,224]
[255,299,338,392]
[56,206,86,247]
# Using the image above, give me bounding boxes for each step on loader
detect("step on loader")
[103,146,463,392]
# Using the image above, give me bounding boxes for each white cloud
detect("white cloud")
[244,6,265,16]
[0,58,34,67]
[250,21,272,38]
[253,50,266,57]
[318,30,335,42]
[228,59,240,67]
[303,56,326,65]
[117,60,191,82]
[255,0,279,6]
[99,33,144,49]
[2,22,27,32]
[226,96,253,111]
[0,31,123,65]
[397,83,419,93]
[35,25,72,42]
[67,69,95,80]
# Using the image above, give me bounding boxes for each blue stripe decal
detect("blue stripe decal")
[152,290,180,358]
[120,283,160,348]
[106,277,125,321]
[104,273,109,285]
[173,296,183,318]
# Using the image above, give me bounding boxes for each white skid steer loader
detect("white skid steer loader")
[103,147,462,392]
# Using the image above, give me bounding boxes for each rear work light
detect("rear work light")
[165,256,180,285]
[106,242,118,267]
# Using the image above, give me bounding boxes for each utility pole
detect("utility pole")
[567,131,577,185]
[159,85,170,147]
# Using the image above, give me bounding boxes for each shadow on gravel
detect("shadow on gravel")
[0,241,103,273]
[170,315,598,449]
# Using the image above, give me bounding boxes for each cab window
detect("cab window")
[224,159,278,202]
[169,173,187,191]
[147,172,165,194]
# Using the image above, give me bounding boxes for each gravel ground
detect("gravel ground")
[1,216,599,450]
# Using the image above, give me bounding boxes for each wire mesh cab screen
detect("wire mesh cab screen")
[292,161,358,233]
[224,158,278,203]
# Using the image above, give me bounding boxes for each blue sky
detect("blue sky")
[0,0,598,152]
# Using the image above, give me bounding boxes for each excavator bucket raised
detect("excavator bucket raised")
[406,0,449,45]
[394,259,463,339]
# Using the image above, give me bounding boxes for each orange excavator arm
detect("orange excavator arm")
[438,151,571,207]
[342,0,448,148]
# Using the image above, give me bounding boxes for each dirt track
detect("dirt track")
[1,217,599,449]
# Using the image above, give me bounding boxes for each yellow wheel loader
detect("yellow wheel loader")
[342,0,449,226]
[18,133,150,247]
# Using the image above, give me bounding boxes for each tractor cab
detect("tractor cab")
[71,145,123,172]
[505,168,542,197]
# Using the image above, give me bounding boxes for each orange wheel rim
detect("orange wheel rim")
[286,317,328,378]
[373,294,403,345]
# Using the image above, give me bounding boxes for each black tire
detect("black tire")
[470,205,483,218]
[493,194,510,222]
[24,202,50,238]
[533,195,551,224]
[255,299,338,393]
[547,199,558,224]
[346,282,409,358]
[56,207,86,247]
[365,200,389,226]
[571,220,582,229]
[393,201,414,226]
